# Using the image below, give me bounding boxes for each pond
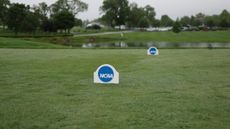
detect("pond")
[79,42,230,49]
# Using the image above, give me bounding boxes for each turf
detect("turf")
[0,49,230,129]
[0,37,67,49]
[74,31,230,43]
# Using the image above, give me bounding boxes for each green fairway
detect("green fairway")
[0,37,67,49]
[74,31,230,43]
[0,49,230,129]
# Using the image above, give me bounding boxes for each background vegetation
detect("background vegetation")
[0,0,87,35]
[0,0,230,37]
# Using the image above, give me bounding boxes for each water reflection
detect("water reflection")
[81,42,230,48]
[82,41,128,48]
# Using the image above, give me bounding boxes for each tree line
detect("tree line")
[0,0,87,34]
[0,0,230,34]
[99,0,230,29]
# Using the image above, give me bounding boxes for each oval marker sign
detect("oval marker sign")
[147,47,159,55]
[94,64,119,84]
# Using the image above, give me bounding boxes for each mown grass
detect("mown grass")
[74,31,230,43]
[0,49,229,129]
[0,37,67,49]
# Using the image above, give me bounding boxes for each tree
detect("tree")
[219,9,230,28]
[195,13,205,26]
[144,5,156,25]
[99,14,114,27]
[0,0,10,30]
[190,15,200,26]
[51,0,88,16]
[33,2,50,18]
[20,12,39,33]
[172,20,181,33]
[75,18,83,26]
[54,10,75,33]
[6,3,40,34]
[220,19,229,28]
[160,15,174,27]
[127,3,145,28]
[152,19,161,27]
[180,16,190,26]
[127,3,155,28]
[6,3,29,34]
[205,16,215,28]
[41,19,57,32]
[101,0,129,27]
[50,0,87,32]
[33,2,51,32]
[138,17,149,28]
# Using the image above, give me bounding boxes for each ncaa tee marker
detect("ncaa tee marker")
[147,47,159,56]
[94,64,119,84]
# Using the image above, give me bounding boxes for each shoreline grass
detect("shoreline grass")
[74,31,230,43]
[1,31,230,49]
[0,37,68,49]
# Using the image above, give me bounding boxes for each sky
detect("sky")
[11,0,230,20]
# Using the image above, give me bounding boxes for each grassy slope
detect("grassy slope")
[74,31,230,43]
[0,49,229,129]
[0,37,67,49]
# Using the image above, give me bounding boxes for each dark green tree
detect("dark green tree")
[219,9,230,28]
[160,15,174,27]
[211,15,221,27]
[75,18,83,26]
[127,3,155,28]
[190,16,196,26]
[54,10,75,33]
[6,3,29,34]
[41,19,57,32]
[50,0,87,32]
[33,2,50,32]
[180,16,190,26]
[20,12,39,33]
[220,19,229,28]
[101,0,129,27]
[7,3,40,34]
[138,17,149,28]
[51,0,88,16]
[152,19,161,27]
[172,20,181,33]
[190,15,201,26]
[144,5,156,26]
[33,2,50,18]
[205,16,215,28]
[127,3,145,27]
[195,13,205,26]
[99,14,114,26]
[0,0,10,30]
